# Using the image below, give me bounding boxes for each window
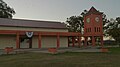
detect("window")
[99,27,100,32]
[88,28,89,32]
[87,28,88,33]
[86,28,91,33]
[95,27,96,32]
[86,28,87,33]
[90,28,91,32]
[97,27,98,32]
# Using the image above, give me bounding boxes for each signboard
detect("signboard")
[26,32,33,38]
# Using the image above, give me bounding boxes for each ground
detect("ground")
[0,47,120,67]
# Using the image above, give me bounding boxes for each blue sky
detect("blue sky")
[4,0,120,22]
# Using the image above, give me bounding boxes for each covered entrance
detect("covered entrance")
[19,32,33,49]
[0,30,82,49]
[20,36,32,48]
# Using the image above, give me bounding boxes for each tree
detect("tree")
[105,17,120,46]
[81,10,88,17]
[0,0,15,18]
[65,10,88,33]
[65,16,83,32]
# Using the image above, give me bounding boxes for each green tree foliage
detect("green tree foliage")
[105,17,120,45]
[65,16,83,32]
[65,10,88,32]
[81,10,88,17]
[0,0,15,18]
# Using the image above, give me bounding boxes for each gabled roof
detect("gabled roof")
[85,6,103,16]
[89,6,98,13]
[0,18,67,29]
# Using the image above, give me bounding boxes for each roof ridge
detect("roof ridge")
[89,6,98,13]
[84,6,102,16]
[0,18,62,24]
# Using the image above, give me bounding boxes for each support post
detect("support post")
[16,33,20,49]
[92,36,95,46]
[68,37,70,47]
[84,37,88,47]
[78,36,81,47]
[101,36,104,48]
[72,37,75,47]
[57,35,60,48]
[38,34,41,48]
[29,38,32,48]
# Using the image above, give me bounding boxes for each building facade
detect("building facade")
[84,7,103,47]
[0,18,81,49]
[0,7,104,49]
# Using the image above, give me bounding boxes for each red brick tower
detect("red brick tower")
[84,7,103,47]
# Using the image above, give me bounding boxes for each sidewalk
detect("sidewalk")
[0,47,106,55]
[29,47,102,53]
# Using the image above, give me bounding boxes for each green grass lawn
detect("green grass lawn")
[0,47,120,67]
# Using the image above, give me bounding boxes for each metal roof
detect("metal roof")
[0,18,67,29]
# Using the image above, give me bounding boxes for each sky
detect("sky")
[3,0,120,22]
